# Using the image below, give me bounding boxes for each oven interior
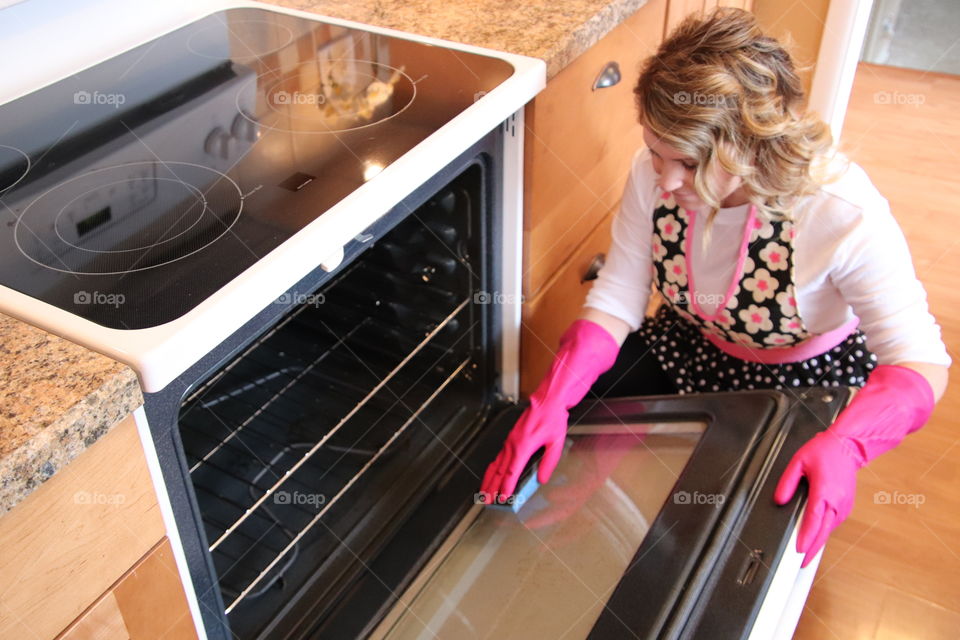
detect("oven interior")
[176,161,500,639]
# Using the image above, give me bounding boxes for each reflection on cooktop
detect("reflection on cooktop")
[253,58,416,134]
[14,161,243,275]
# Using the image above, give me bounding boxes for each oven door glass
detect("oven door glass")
[373,421,705,640]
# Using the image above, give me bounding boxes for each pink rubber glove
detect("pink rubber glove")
[774,365,935,567]
[479,319,619,502]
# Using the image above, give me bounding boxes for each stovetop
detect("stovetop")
[0,7,513,330]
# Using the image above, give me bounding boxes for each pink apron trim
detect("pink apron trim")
[702,317,861,364]
[684,204,758,322]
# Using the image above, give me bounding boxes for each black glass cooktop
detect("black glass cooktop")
[0,7,513,329]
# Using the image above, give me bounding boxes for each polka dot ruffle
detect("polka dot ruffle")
[638,305,877,394]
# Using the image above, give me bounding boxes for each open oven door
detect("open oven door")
[307,387,849,639]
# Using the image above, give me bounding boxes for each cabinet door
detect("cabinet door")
[666,0,754,35]
[60,537,198,640]
[0,414,165,640]
[523,0,666,299]
[520,211,615,395]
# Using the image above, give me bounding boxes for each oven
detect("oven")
[0,2,839,639]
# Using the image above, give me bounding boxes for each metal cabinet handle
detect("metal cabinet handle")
[592,61,621,90]
[582,253,606,282]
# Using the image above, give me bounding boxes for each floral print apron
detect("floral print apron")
[640,191,877,393]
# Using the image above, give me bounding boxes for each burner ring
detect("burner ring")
[0,145,31,195]
[14,161,244,276]
[53,177,208,253]
[186,19,297,61]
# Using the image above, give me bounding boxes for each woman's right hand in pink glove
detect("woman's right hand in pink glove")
[479,319,620,502]
[480,399,569,504]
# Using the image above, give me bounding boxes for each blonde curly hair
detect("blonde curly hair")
[634,7,839,222]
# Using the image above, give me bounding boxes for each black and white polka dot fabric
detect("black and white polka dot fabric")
[638,305,878,394]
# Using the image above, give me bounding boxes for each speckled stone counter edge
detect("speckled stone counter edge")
[266,0,652,80]
[0,369,142,516]
[540,0,652,78]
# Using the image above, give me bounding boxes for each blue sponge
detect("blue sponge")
[484,460,542,513]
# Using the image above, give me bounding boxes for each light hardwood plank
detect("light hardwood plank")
[793,62,960,640]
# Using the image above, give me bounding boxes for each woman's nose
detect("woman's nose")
[657,162,685,193]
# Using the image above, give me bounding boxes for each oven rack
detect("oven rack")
[178,294,478,612]
[180,251,472,474]
[182,295,473,547]
[222,357,472,612]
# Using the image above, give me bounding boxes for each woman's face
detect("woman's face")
[642,127,747,210]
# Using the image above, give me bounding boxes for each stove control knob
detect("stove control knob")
[231,112,259,142]
[203,127,231,159]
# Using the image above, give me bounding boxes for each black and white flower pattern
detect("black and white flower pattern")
[649,193,812,349]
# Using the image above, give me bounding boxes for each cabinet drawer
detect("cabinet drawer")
[667,0,754,34]
[0,413,165,640]
[523,0,666,298]
[59,537,197,640]
[520,211,615,395]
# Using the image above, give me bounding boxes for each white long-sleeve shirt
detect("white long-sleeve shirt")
[584,148,951,367]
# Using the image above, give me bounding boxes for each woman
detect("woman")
[480,8,949,567]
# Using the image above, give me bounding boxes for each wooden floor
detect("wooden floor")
[792,63,960,639]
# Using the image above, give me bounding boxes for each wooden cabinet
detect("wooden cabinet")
[521,212,616,394]
[666,0,754,35]
[0,413,195,639]
[519,0,667,394]
[522,0,667,301]
[60,538,197,640]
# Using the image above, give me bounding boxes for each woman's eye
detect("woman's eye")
[681,162,697,171]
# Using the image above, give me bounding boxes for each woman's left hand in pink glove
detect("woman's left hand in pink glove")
[774,431,861,567]
[774,365,936,567]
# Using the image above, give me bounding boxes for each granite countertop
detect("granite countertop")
[260,0,650,79]
[0,0,647,516]
[0,315,142,515]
